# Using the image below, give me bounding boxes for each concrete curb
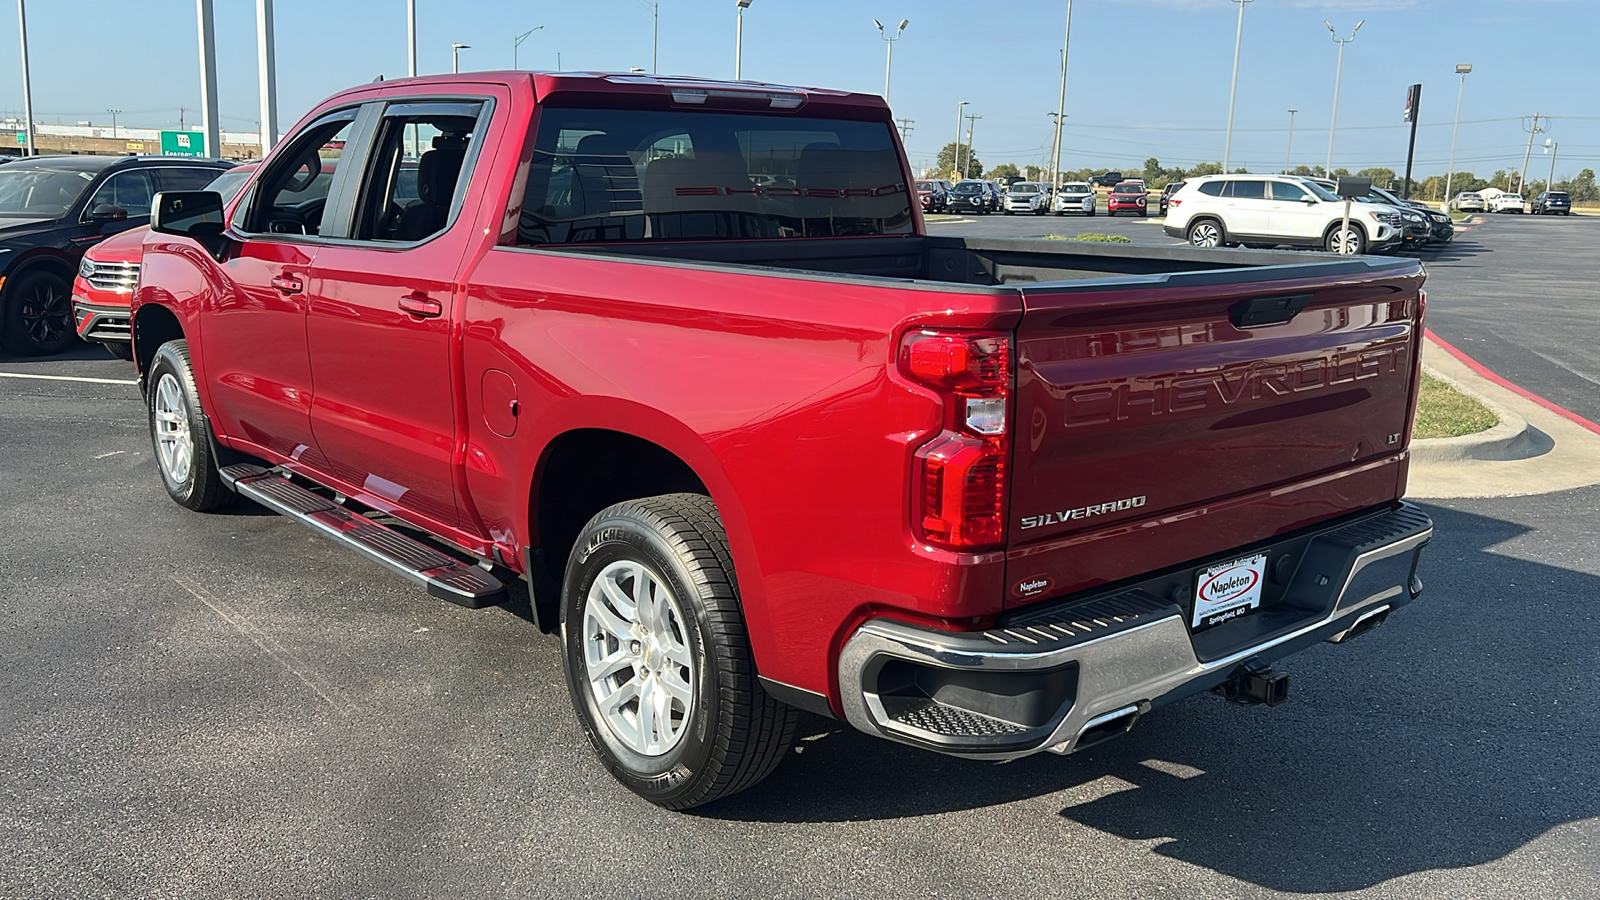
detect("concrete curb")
[1410,367,1546,463]
[1405,338,1600,499]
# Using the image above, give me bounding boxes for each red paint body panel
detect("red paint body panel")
[130,72,1425,709]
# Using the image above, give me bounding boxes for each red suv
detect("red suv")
[1107,181,1149,217]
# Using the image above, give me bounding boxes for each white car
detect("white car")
[1002,182,1050,215]
[1452,192,1486,212]
[1489,194,1525,214]
[1163,174,1404,254]
[1051,181,1097,216]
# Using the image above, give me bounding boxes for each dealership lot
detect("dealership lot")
[3,215,1598,898]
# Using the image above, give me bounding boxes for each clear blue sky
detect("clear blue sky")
[2,0,1595,180]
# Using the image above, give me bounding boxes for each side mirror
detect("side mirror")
[1303,197,1319,205]
[151,190,229,259]
[90,203,128,223]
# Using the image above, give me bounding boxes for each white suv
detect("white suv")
[1002,182,1050,215]
[1163,174,1404,254]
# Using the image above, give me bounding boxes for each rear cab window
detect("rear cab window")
[515,107,913,244]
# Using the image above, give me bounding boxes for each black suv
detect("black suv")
[0,155,233,355]
[1532,191,1572,216]
[1089,171,1125,188]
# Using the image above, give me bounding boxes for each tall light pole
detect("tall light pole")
[1285,109,1297,172]
[1221,0,1253,173]
[873,18,909,102]
[735,0,753,80]
[1442,63,1471,208]
[16,0,35,156]
[1517,113,1546,195]
[963,114,981,180]
[106,109,122,138]
[452,42,470,74]
[513,25,543,69]
[406,0,416,77]
[1050,0,1073,189]
[257,0,278,156]
[1324,19,1363,176]
[196,0,221,160]
[1543,138,1559,198]
[953,100,969,180]
[638,0,658,73]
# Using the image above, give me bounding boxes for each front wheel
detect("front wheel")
[562,494,798,810]
[1088,208,1096,217]
[1,270,78,356]
[147,340,235,511]
[1325,224,1367,255]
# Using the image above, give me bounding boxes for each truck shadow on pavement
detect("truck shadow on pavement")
[704,501,1599,893]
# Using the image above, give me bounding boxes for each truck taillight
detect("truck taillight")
[900,330,1011,551]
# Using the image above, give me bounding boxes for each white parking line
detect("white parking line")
[0,371,138,386]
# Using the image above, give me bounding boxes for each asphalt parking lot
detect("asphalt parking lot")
[3,215,1598,898]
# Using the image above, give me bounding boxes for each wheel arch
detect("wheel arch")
[131,302,186,382]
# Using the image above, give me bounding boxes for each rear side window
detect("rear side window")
[516,107,913,244]
[1227,180,1266,200]
[1197,181,1225,197]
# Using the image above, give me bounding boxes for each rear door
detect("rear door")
[1006,261,1423,603]
[1221,179,1271,236]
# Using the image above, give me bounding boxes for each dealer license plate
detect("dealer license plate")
[1192,553,1268,630]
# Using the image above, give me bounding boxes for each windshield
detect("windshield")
[1011,183,1040,193]
[951,182,983,194]
[1112,183,1143,194]
[915,181,935,191]
[1295,179,1340,202]
[205,169,254,206]
[1061,182,1090,193]
[519,107,913,243]
[0,167,97,218]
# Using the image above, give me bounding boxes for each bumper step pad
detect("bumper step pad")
[220,463,505,608]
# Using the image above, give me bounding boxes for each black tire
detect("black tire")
[1,269,79,356]
[147,340,235,512]
[561,494,798,810]
[1324,222,1368,255]
[102,341,135,361]
[1088,208,1096,217]
[1187,218,1225,248]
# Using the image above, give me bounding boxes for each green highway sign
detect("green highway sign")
[159,130,206,157]
[13,131,24,145]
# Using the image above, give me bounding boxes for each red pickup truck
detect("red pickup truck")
[132,72,1432,809]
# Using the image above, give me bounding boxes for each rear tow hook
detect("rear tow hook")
[1213,657,1290,707]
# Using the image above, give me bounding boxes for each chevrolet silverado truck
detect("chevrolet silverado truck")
[132,72,1432,810]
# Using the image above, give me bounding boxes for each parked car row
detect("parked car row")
[1163,173,1426,255]
[1450,189,1575,216]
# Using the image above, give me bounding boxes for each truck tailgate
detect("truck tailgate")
[1006,261,1424,607]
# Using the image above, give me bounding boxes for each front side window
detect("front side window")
[350,100,486,242]
[241,113,356,235]
[516,107,913,245]
[1270,181,1309,202]
[84,170,157,218]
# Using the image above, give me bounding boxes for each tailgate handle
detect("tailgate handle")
[1230,293,1313,328]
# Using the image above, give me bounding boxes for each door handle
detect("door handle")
[398,294,443,319]
[270,275,303,294]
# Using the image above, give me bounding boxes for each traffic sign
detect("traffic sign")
[160,130,206,157]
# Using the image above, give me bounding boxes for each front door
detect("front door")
[305,98,494,530]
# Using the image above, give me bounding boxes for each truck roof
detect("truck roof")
[375,70,892,116]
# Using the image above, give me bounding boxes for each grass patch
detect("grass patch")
[1414,372,1498,439]
[1448,210,1472,221]
[1046,233,1132,243]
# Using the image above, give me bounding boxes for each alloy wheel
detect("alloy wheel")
[153,372,195,485]
[582,560,696,757]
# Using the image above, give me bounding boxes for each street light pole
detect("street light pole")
[1442,64,1471,208]
[638,0,657,73]
[964,114,981,179]
[873,18,909,102]
[16,0,35,156]
[1285,109,1297,172]
[452,42,470,74]
[953,100,969,180]
[1050,0,1073,190]
[1221,0,1253,173]
[196,0,221,160]
[1517,113,1546,196]
[406,0,416,77]
[735,0,752,80]
[257,0,278,156]
[1544,138,1559,198]
[1324,19,1363,176]
[513,25,543,69]
[106,108,121,139]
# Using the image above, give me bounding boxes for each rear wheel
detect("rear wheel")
[1187,219,1224,248]
[562,494,798,809]
[1,270,78,356]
